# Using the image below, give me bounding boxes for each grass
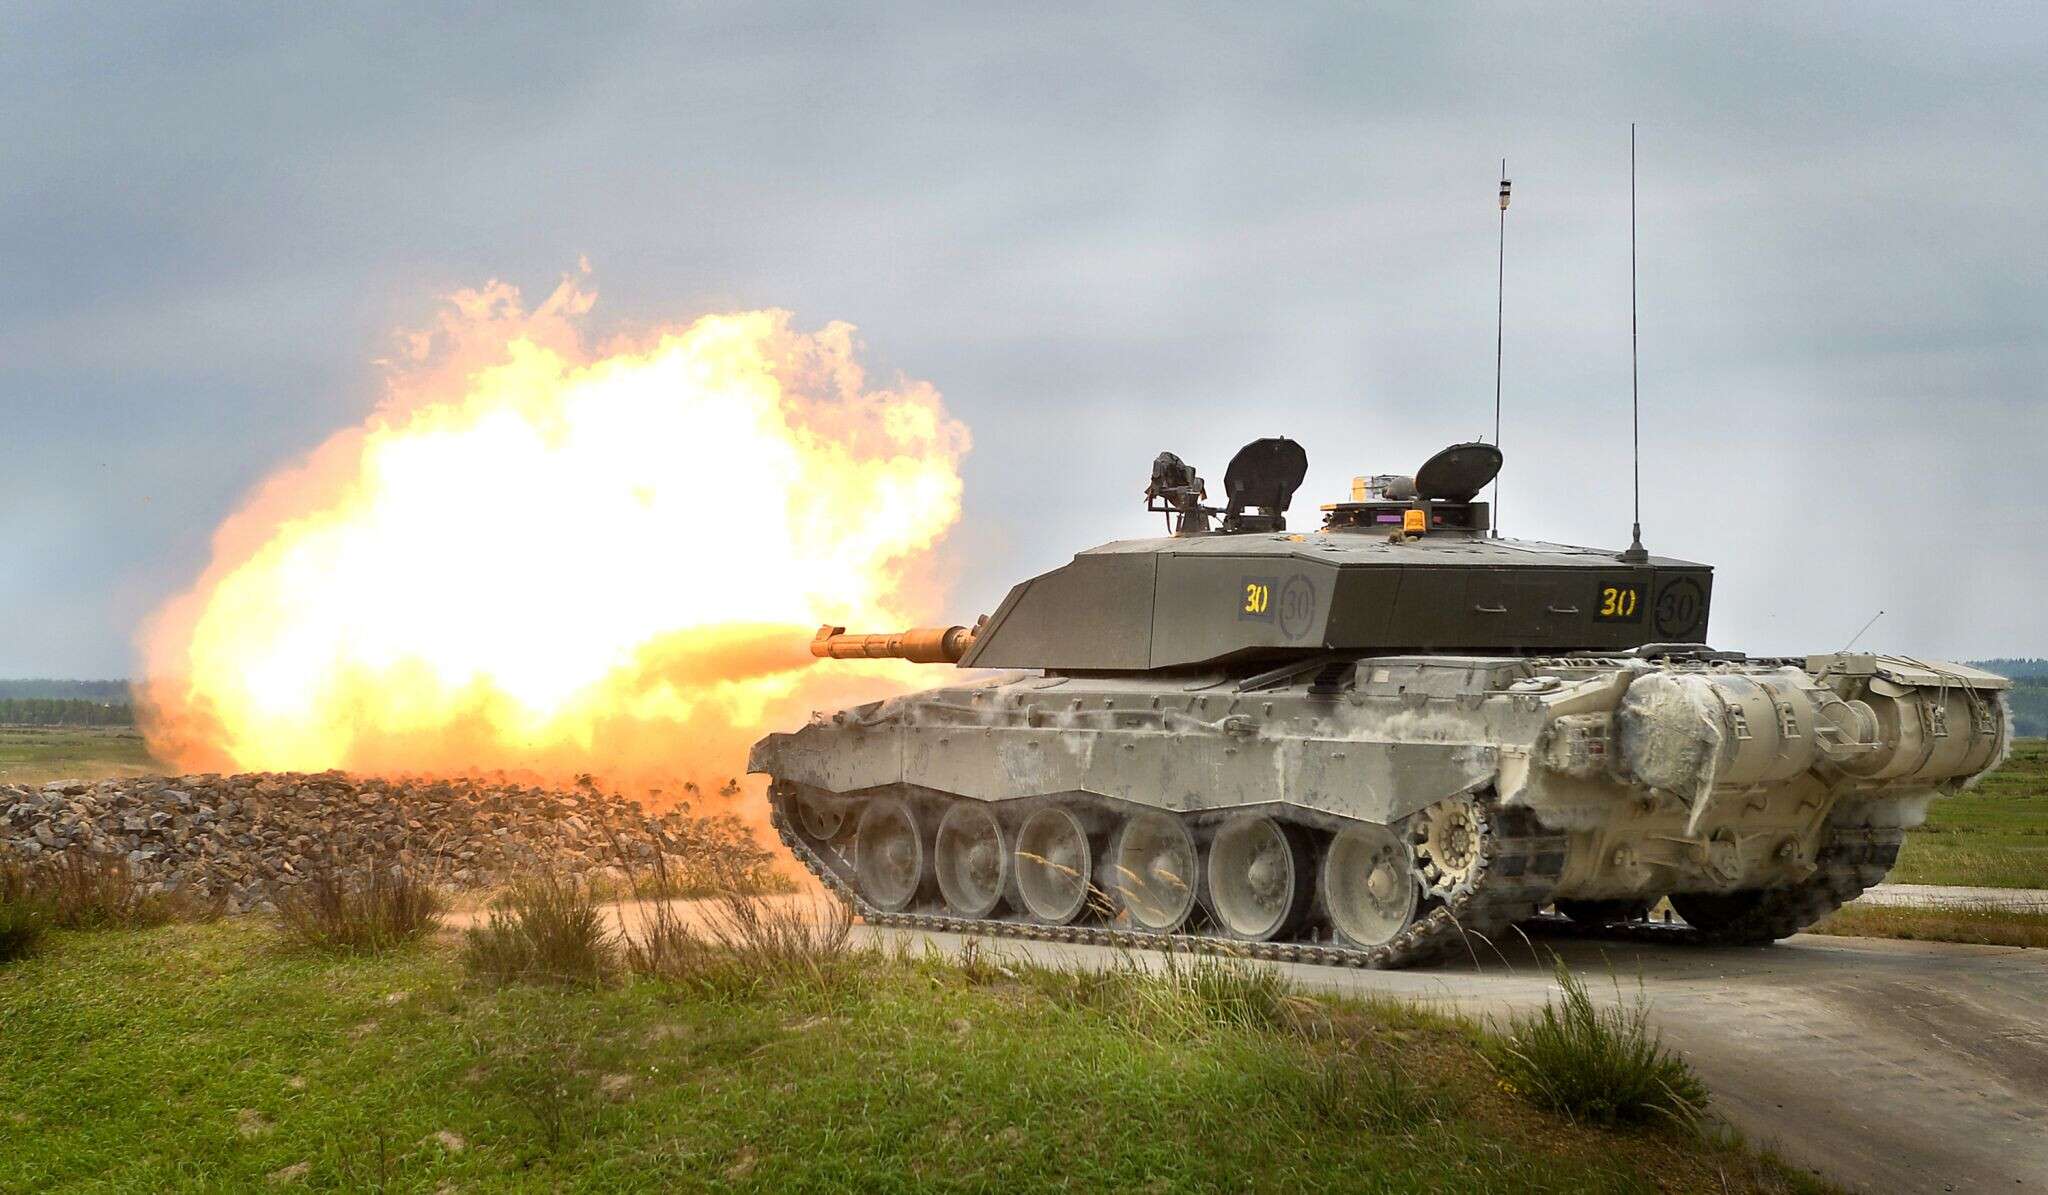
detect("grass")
[0,725,162,785]
[0,849,211,932]
[462,872,619,988]
[613,847,856,998]
[275,863,446,955]
[619,887,856,999]
[1810,901,2048,948]
[1,852,52,961]
[1485,959,1710,1129]
[0,891,51,962]
[1892,738,2048,889]
[0,919,1832,1193]
[1019,947,1311,1039]
[3,848,221,963]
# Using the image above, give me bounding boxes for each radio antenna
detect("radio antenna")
[1841,609,1885,653]
[1618,124,1650,564]
[1491,160,1511,537]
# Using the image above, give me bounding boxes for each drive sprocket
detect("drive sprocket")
[1412,792,1486,900]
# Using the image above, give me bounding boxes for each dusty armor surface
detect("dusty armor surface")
[750,438,2011,967]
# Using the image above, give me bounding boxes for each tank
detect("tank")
[749,436,2012,967]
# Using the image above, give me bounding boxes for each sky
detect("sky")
[4,2,2044,678]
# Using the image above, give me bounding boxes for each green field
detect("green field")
[1811,901,2048,948]
[0,726,163,786]
[0,920,1821,1193]
[1890,738,2048,889]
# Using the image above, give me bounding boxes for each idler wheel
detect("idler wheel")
[1205,816,1313,942]
[935,802,1011,919]
[795,796,848,842]
[1013,807,1096,925]
[1109,812,1198,933]
[1321,823,1419,949]
[854,797,926,913]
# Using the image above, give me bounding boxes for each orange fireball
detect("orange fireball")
[139,272,968,797]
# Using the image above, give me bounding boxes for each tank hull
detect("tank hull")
[750,652,2009,967]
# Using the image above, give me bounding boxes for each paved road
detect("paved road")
[1857,883,2048,912]
[854,922,2047,1194]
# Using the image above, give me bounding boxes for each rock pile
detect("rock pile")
[1,772,773,913]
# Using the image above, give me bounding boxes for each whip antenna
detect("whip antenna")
[1841,609,1885,653]
[1619,124,1650,564]
[1491,160,1511,536]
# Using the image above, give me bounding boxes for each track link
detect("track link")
[1666,825,1904,944]
[769,788,1568,969]
[1529,825,1906,947]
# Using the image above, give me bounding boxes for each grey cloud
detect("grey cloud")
[2,2,2043,674]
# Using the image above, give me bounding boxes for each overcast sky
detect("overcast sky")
[4,3,2044,677]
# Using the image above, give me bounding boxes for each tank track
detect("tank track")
[767,787,1568,969]
[1667,825,1904,944]
[1535,825,1906,946]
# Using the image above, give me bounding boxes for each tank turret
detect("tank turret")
[957,438,1711,670]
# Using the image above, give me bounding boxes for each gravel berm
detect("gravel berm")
[1,772,774,913]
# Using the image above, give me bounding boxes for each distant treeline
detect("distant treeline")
[2000,680,2048,739]
[0,697,136,726]
[1967,661,2046,738]
[0,679,132,702]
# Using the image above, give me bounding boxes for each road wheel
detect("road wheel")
[935,802,1010,919]
[854,797,925,913]
[1206,815,1313,942]
[1014,807,1095,925]
[795,795,848,841]
[1322,823,1419,949]
[1109,812,1198,933]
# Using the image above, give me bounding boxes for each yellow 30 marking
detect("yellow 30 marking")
[1243,582,1271,615]
[1599,585,1640,618]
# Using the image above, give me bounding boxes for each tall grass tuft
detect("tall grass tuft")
[275,861,445,954]
[0,899,51,963]
[1,850,208,931]
[1035,950,1312,1039]
[463,872,618,988]
[617,846,857,997]
[1485,957,1708,1128]
[0,852,53,962]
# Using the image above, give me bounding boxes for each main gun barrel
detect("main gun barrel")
[811,624,975,664]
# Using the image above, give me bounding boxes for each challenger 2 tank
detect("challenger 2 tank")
[748,437,2012,967]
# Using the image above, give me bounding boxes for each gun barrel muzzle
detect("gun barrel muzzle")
[810,624,974,664]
